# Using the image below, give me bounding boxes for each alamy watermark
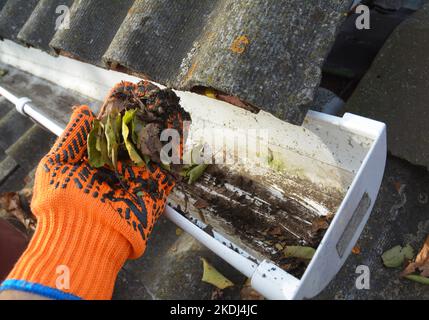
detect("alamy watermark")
[55,5,70,31]
[355,265,370,290]
[159,124,271,166]
[56,264,70,290]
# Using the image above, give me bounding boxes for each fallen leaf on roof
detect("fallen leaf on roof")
[175,228,183,236]
[283,246,316,260]
[402,236,429,278]
[0,69,8,77]
[0,192,35,233]
[240,278,264,300]
[382,244,414,268]
[201,257,234,290]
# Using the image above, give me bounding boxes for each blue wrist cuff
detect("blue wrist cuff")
[0,279,81,300]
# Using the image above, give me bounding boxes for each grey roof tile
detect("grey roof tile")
[345,2,429,168]
[0,0,352,124]
[0,0,39,41]
[50,0,134,65]
[17,0,74,53]
[104,0,352,124]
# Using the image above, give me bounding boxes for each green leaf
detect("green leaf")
[88,120,109,168]
[404,274,429,285]
[201,257,234,289]
[160,163,171,171]
[105,113,121,169]
[122,109,144,166]
[131,112,145,145]
[382,245,415,268]
[283,246,316,260]
[187,164,208,184]
[403,244,415,260]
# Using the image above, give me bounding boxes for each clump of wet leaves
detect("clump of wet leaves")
[86,81,206,182]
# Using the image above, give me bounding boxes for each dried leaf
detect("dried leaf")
[311,217,330,233]
[382,245,414,268]
[137,123,163,162]
[402,236,429,277]
[201,257,234,289]
[283,246,316,260]
[268,226,282,236]
[194,199,209,209]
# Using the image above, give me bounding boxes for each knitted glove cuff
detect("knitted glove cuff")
[1,206,130,300]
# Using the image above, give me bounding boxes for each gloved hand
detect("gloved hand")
[0,105,175,300]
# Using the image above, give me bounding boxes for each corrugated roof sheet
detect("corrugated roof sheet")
[0,0,352,124]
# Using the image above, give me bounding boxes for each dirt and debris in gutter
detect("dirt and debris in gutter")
[171,165,341,279]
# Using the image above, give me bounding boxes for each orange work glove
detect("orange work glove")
[0,105,175,300]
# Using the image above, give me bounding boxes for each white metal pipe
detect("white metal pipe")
[0,86,64,136]
[164,206,257,277]
[23,103,64,137]
[0,85,19,105]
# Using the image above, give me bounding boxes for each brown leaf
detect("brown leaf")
[194,199,209,209]
[0,192,35,232]
[137,123,163,162]
[268,226,282,236]
[402,236,429,277]
[311,217,329,233]
[217,93,259,113]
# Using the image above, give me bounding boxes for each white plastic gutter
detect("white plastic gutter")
[0,85,298,300]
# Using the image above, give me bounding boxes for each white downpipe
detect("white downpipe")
[22,104,64,137]
[0,86,64,136]
[0,85,298,299]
